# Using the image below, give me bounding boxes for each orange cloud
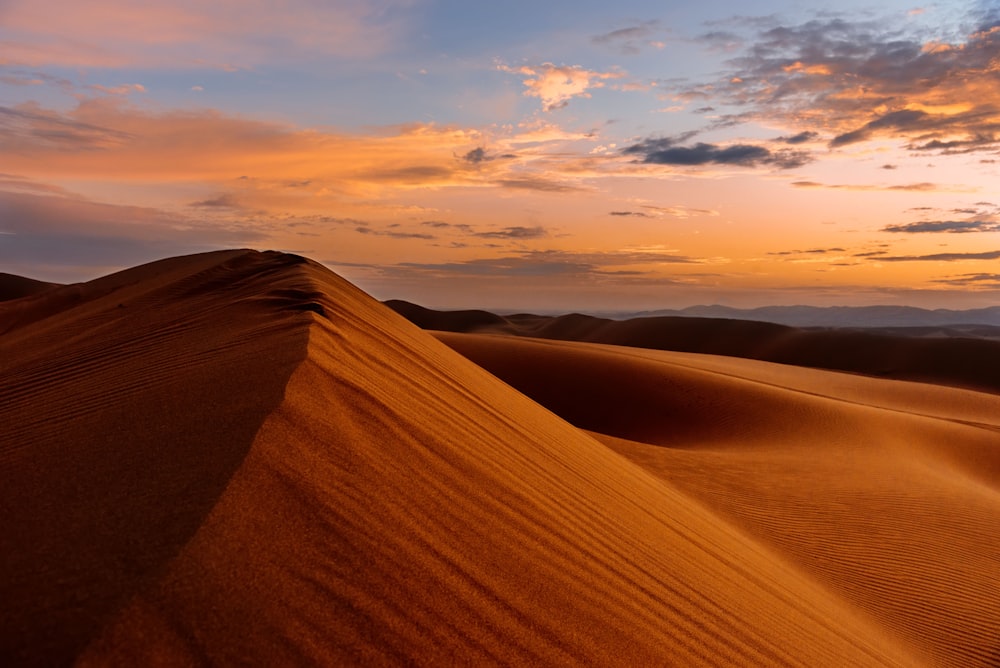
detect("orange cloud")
[0,98,610,218]
[498,62,625,111]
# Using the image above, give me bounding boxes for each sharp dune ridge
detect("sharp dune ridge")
[0,251,996,665]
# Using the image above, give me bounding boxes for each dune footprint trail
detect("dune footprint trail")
[1,250,930,665]
[438,332,1000,667]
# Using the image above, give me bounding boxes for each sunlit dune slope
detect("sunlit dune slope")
[386,301,1000,394]
[437,331,1000,667]
[1,250,918,666]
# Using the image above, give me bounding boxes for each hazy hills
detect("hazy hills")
[385,299,1000,394]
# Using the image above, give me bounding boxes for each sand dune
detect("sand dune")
[437,332,1000,667]
[387,301,1000,394]
[1,250,995,665]
[0,273,60,302]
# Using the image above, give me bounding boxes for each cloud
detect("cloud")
[0,103,131,150]
[769,247,846,256]
[690,13,1000,155]
[623,137,811,169]
[498,62,625,111]
[0,188,263,278]
[462,147,489,163]
[189,194,241,209]
[354,226,435,240]
[932,272,1000,287]
[393,247,705,279]
[88,83,146,96]
[592,21,661,54]
[877,250,1000,262]
[472,226,547,240]
[611,205,718,219]
[777,131,818,144]
[882,220,1000,233]
[0,0,411,68]
[496,177,586,193]
[791,180,945,192]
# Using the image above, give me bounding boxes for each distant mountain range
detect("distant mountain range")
[385,299,1000,393]
[631,304,1000,328]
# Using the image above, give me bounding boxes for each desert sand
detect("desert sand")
[1,249,997,666]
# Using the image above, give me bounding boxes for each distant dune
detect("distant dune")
[2,251,997,665]
[386,300,1000,394]
[0,273,60,302]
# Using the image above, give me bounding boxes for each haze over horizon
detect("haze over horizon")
[2,0,999,311]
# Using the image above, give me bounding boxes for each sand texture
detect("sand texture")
[1,250,996,666]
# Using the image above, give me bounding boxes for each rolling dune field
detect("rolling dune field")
[1,250,997,666]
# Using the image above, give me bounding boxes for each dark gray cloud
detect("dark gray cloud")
[878,250,1000,262]
[472,226,547,240]
[354,226,435,240]
[190,194,241,208]
[831,109,930,147]
[421,220,474,233]
[777,131,818,144]
[882,220,1000,233]
[623,137,810,169]
[461,147,489,163]
[610,211,652,217]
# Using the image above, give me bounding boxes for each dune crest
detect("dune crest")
[2,250,924,665]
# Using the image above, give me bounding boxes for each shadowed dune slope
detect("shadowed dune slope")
[387,301,1000,394]
[0,273,60,302]
[0,250,314,664]
[2,251,920,665]
[437,332,1000,667]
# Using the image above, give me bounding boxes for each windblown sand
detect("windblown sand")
[1,250,997,666]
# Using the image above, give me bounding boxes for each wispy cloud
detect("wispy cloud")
[592,21,663,54]
[932,272,1000,287]
[791,181,952,192]
[878,250,1000,262]
[0,188,263,274]
[392,247,704,278]
[0,0,411,68]
[472,226,548,240]
[610,205,718,219]
[882,220,1000,233]
[355,225,435,240]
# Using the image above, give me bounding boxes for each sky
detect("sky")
[2,0,999,311]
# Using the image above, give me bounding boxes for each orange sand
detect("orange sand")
[1,250,996,665]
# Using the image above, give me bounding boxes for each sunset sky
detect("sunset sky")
[2,0,999,310]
